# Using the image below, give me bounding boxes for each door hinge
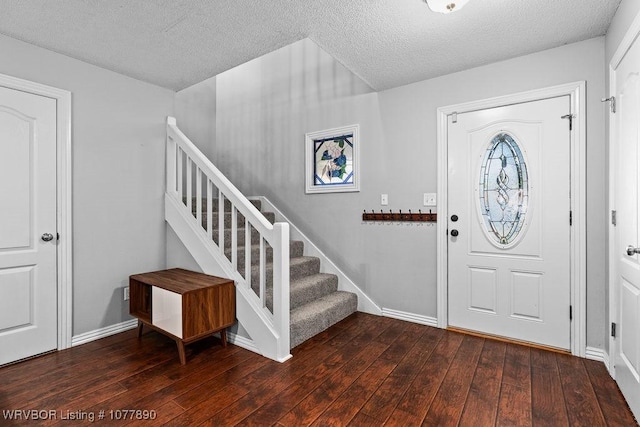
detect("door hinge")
[451,112,458,124]
[569,211,573,226]
[56,233,60,241]
[569,305,573,321]
[611,322,617,338]
[612,210,617,226]
[561,114,575,130]
[601,96,616,114]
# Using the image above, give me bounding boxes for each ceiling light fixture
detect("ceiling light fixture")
[424,0,470,14]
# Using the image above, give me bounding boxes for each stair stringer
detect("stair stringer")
[257,196,382,316]
[165,194,292,362]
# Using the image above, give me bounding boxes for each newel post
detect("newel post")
[166,117,177,196]
[272,222,290,359]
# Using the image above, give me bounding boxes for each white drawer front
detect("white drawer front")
[152,287,182,338]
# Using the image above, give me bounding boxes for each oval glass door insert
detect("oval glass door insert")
[478,132,529,247]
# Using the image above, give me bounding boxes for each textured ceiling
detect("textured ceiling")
[0,0,622,91]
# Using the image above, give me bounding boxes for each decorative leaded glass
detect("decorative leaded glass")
[478,133,529,246]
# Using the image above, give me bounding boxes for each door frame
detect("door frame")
[607,11,640,377]
[0,72,73,352]
[436,82,587,357]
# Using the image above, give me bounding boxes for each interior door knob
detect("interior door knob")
[41,233,54,242]
[450,229,459,237]
[627,245,640,256]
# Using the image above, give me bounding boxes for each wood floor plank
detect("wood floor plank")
[237,324,381,424]
[311,357,398,426]
[458,339,507,427]
[389,331,464,421]
[421,334,484,426]
[0,313,635,427]
[276,341,390,426]
[556,354,607,427]
[497,382,532,427]
[584,359,639,427]
[530,348,570,427]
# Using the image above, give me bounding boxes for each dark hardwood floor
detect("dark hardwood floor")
[0,313,636,426]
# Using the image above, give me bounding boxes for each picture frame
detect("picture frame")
[305,124,360,194]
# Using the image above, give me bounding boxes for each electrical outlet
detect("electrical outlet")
[381,194,388,206]
[423,193,437,207]
[123,287,130,301]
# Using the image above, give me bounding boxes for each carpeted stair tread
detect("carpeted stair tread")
[263,273,339,312]
[250,256,321,291]
[290,291,358,348]
[186,197,261,212]
[225,240,305,269]
[196,211,276,229]
[290,273,339,310]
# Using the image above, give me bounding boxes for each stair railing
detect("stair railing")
[165,117,290,360]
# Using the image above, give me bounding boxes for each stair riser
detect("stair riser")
[250,257,321,293]
[185,198,262,212]
[265,274,339,312]
[290,275,339,310]
[195,211,276,229]
[225,241,305,270]
[290,292,358,348]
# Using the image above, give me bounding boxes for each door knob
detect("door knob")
[450,229,459,237]
[41,233,54,242]
[627,245,640,256]
[451,215,459,222]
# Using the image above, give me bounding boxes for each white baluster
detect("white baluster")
[186,158,192,214]
[231,205,237,270]
[206,180,213,238]
[177,148,183,203]
[218,189,225,255]
[259,237,266,307]
[245,218,251,289]
[195,167,202,226]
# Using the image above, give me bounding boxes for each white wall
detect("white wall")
[0,34,174,336]
[204,37,607,349]
[174,77,217,161]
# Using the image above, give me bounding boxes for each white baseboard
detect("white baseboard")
[382,308,438,327]
[226,331,260,354]
[71,319,138,347]
[585,346,610,370]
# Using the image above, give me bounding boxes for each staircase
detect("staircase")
[192,199,357,348]
[165,116,359,361]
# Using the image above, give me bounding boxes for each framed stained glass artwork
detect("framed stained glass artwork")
[477,132,529,248]
[305,124,360,194]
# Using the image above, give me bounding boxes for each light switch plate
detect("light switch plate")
[381,194,388,206]
[423,193,437,206]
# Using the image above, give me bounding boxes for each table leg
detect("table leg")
[176,340,187,365]
[221,329,228,347]
[137,321,143,338]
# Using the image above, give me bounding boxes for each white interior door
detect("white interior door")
[0,85,57,365]
[612,27,640,419]
[448,96,571,350]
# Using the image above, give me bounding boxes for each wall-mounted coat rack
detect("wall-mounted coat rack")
[362,209,437,222]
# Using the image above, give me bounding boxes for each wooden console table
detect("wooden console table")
[129,268,235,364]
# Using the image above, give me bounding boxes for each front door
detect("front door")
[0,85,57,365]
[612,25,640,419]
[448,96,571,350]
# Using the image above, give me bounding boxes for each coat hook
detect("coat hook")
[409,209,412,214]
[419,209,422,214]
[399,209,402,214]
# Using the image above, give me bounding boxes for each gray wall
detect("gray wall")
[200,37,607,349]
[0,34,174,336]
